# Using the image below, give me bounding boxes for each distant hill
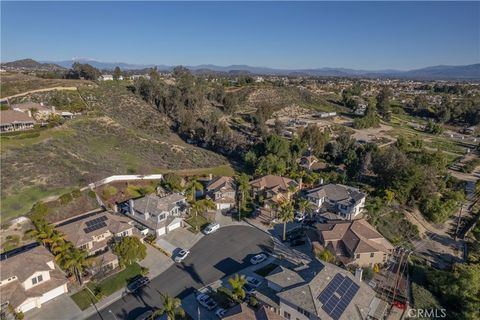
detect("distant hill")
[1,58,65,71]
[4,58,479,80]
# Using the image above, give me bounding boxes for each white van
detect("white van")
[203,223,220,234]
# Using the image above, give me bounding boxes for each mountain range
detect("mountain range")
[3,58,479,80]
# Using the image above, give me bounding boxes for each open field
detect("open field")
[1,83,228,221]
[0,72,94,98]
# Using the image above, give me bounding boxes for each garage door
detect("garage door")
[39,285,66,304]
[168,221,181,231]
[156,228,166,237]
[19,299,37,313]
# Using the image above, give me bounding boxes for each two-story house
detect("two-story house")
[306,219,394,267]
[306,184,366,220]
[0,244,69,313]
[256,260,387,320]
[205,176,236,210]
[125,193,187,237]
[57,213,138,273]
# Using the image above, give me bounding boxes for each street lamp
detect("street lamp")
[108,310,118,320]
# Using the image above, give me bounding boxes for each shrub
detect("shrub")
[59,193,73,205]
[71,189,82,198]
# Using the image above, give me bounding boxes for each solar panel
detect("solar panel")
[85,215,108,227]
[83,221,107,233]
[318,274,360,320]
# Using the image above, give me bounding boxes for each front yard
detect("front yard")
[185,214,211,233]
[70,263,144,310]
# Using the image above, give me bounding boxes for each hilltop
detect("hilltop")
[0,81,228,220]
[1,58,65,71]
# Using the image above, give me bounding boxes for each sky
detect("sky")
[1,1,479,70]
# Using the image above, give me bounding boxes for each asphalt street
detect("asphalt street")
[86,225,273,320]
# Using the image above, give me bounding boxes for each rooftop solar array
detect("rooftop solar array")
[318,273,360,320]
[85,215,108,227]
[84,216,108,233]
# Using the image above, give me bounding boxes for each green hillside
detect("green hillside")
[1,83,228,221]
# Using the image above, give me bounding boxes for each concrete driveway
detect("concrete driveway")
[139,244,173,278]
[86,225,273,320]
[162,227,203,250]
[25,293,81,320]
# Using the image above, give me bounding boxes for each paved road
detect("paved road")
[86,225,273,320]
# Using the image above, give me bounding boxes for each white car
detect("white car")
[250,253,267,265]
[203,223,220,235]
[246,276,262,288]
[215,308,227,318]
[174,249,190,263]
[294,213,305,222]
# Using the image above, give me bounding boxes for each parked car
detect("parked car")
[246,276,262,288]
[203,223,220,235]
[294,213,305,222]
[174,249,190,263]
[134,310,153,320]
[196,293,217,311]
[290,239,306,247]
[127,275,150,293]
[243,283,256,295]
[250,253,267,265]
[215,308,227,318]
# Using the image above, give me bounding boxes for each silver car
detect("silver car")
[174,249,190,263]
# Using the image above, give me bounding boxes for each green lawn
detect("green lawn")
[1,186,74,222]
[185,214,211,233]
[70,263,143,310]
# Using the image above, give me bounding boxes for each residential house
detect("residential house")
[12,102,56,120]
[0,244,69,313]
[250,175,299,223]
[0,110,35,132]
[307,219,394,267]
[57,213,138,273]
[223,303,283,320]
[99,74,113,81]
[257,260,387,320]
[125,193,187,237]
[205,176,236,210]
[250,175,298,206]
[306,184,366,220]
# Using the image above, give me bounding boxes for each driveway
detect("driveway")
[139,244,173,278]
[25,293,81,320]
[162,227,203,250]
[86,225,273,320]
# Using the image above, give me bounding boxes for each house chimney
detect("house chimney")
[209,173,213,181]
[27,110,32,118]
[52,106,56,113]
[355,267,363,282]
[319,178,324,185]
[129,199,134,215]
[40,102,44,106]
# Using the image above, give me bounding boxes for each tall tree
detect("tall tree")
[376,87,392,120]
[277,200,295,241]
[113,66,122,81]
[113,236,147,267]
[153,293,185,320]
[61,247,93,285]
[297,198,316,218]
[236,173,250,216]
[187,179,203,203]
[228,274,247,302]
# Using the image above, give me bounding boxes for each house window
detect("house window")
[159,213,166,220]
[283,311,291,320]
[370,253,375,258]
[356,254,360,259]
[31,275,43,285]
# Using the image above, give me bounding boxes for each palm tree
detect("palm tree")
[61,247,93,285]
[27,224,65,250]
[236,173,250,219]
[187,179,203,203]
[228,274,247,302]
[152,293,185,320]
[278,200,295,241]
[52,241,73,265]
[297,198,316,218]
[190,199,215,231]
